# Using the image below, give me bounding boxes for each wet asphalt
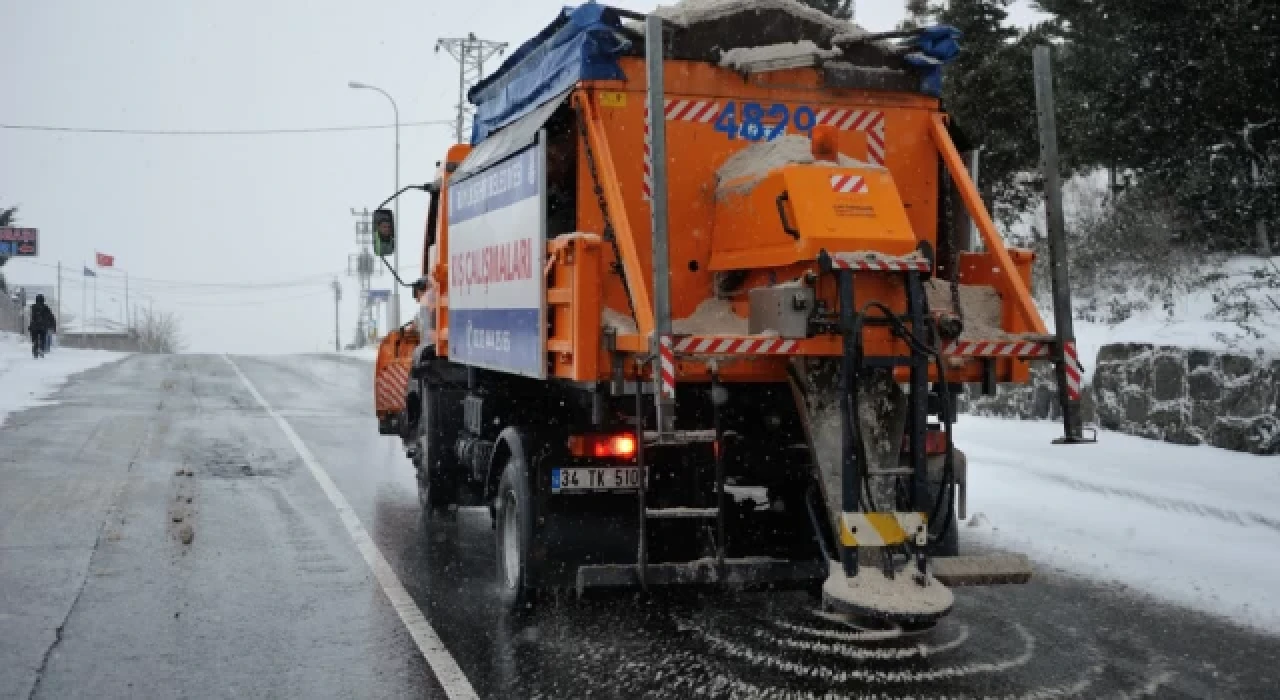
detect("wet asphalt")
[2,353,1278,699]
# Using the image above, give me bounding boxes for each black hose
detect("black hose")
[846,301,958,548]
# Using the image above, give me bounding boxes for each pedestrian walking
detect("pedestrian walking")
[28,293,56,358]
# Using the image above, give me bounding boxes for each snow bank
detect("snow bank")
[957,416,1280,633]
[1056,256,1280,384]
[0,332,124,426]
[344,346,379,362]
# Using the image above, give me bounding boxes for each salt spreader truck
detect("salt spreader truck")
[370,2,1082,623]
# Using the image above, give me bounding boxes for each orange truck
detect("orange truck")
[372,2,1069,623]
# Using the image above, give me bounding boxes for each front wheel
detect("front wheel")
[494,457,536,612]
[417,384,456,515]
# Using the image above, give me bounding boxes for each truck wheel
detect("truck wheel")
[494,457,536,612]
[417,385,455,515]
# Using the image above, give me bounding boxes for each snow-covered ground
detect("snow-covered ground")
[344,346,378,362]
[958,416,1280,633]
[1065,256,1280,383]
[0,332,124,426]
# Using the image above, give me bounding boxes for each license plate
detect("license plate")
[552,467,639,493]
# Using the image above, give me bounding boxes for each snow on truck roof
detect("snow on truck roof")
[466,0,957,147]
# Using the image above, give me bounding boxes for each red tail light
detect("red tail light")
[902,430,950,457]
[568,433,638,459]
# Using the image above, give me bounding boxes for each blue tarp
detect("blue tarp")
[905,25,962,97]
[468,2,629,144]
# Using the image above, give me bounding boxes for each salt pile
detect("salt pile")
[718,40,841,72]
[653,0,860,38]
[715,134,881,199]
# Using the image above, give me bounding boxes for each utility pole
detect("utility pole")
[332,277,343,352]
[435,33,508,144]
[1033,46,1089,444]
[348,208,379,347]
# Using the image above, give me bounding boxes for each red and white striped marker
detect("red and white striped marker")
[664,98,721,123]
[644,100,724,201]
[672,336,799,355]
[1063,341,1083,401]
[814,109,886,165]
[828,252,931,273]
[830,174,868,194]
[942,340,1053,358]
[376,362,411,411]
[658,335,677,400]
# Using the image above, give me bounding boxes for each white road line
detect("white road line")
[223,355,479,700]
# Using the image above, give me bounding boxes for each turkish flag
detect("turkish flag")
[96,252,114,267]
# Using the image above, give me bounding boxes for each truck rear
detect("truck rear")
[372,1,1076,624]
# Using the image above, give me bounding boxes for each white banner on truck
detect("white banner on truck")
[446,141,546,379]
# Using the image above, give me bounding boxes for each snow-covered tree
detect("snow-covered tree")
[796,0,853,20]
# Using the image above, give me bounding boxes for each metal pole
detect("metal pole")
[1032,46,1085,443]
[646,14,675,435]
[56,261,62,329]
[333,278,342,352]
[124,271,130,329]
[455,52,467,144]
[391,94,401,329]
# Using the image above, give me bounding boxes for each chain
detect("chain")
[942,168,963,321]
[574,103,638,321]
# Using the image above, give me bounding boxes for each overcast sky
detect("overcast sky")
[1,0,1047,354]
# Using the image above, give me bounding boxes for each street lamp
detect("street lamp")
[348,80,402,328]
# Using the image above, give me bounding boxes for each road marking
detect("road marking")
[223,355,479,700]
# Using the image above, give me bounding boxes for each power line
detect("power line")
[17,260,339,289]
[0,120,454,136]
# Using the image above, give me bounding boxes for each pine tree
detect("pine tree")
[1039,0,1278,252]
[796,0,854,20]
[932,0,1048,221]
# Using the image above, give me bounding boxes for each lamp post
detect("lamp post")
[348,80,401,328]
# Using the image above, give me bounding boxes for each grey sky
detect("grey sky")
[1,1,1045,353]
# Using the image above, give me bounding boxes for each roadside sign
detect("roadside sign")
[0,227,39,257]
[367,289,391,302]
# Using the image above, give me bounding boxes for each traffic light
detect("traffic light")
[373,209,396,256]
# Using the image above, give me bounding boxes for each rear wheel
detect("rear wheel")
[494,457,536,612]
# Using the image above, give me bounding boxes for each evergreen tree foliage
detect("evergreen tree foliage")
[796,0,854,21]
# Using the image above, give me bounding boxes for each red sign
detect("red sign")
[0,227,39,257]
[96,252,115,267]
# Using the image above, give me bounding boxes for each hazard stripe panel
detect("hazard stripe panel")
[1063,341,1084,401]
[829,174,868,194]
[828,251,931,273]
[375,362,411,413]
[840,512,927,548]
[658,335,677,399]
[942,341,1053,359]
[814,109,886,165]
[672,336,800,355]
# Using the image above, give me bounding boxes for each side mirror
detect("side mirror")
[373,209,395,256]
[411,276,429,300]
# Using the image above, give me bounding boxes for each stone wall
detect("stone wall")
[1092,344,1279,455]
[963,345,1280,456]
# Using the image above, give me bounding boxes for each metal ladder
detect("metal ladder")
[633,370,728,591]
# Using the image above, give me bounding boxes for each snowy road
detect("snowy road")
[2,354,1278,699]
